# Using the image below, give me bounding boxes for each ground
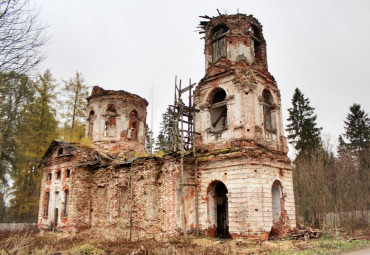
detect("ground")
[0,229,369,254]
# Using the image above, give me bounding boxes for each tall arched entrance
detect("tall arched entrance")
[272,181,282,222]
[208,181,229,238]
[270,180,289,237]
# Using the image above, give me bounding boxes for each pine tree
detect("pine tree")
[145,124,154,155]
[337,134,347,155]
[61,72,89,141]
[342,104,370,153]
[155,106,175,153]
[339,104,370,213]
[340,103,370,178]
[286,88,322,153]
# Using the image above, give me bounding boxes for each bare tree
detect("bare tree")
[0,0,47,74]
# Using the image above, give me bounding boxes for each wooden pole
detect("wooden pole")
[193,114,199,236]
[129,164,133,240]
[179,80,187,237]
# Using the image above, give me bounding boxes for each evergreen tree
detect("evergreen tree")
[155,106,175,153]
[286,88,322,153]
[342,104,370,153]
[338,104,370,213]
[145,124,154,155]
[337,134,347,155]
[61,72,89,141]
[340,103,370,179]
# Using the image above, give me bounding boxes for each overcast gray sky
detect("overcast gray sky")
[34,0,370,157]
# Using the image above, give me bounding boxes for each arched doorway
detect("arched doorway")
[271,180,282,222]
[208,181,229,238]
[270,180,288,238]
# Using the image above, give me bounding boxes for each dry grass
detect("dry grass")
[0,228,369,254]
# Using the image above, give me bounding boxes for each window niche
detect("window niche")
[56,170,61,179]
[127,110,138,140]
[263,90,277,132]
[249,25,263,63]
[212,24,228,62]
[44,192,50,217]
[210,88,228,132]
[63,190,69,217]
[88,110,95,138]
[104,104,117,137]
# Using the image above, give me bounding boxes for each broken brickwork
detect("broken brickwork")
[38,13,296,240]
[86,86,148,158]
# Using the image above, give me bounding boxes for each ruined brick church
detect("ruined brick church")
[38,14,296,240]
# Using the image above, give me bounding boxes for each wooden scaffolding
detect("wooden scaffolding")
[171,76,200,236]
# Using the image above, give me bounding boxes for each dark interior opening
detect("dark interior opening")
[251,25,262,62]
[215,182,230,239]
[263,89,275,132]
[211,89,226,104]
[54,208,58,231]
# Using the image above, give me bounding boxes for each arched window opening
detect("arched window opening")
[272,181,283,222]
[57,148,63,156]
[63,190,69,217]
[128,110,138,140]
[88,110,95,138]
[250,25,262,63]
[212,24,228,62]
[263,90,276,132]
[104,104,117,137]
[210,89,228,132]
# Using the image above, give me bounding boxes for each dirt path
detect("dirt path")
[342,246,370,255]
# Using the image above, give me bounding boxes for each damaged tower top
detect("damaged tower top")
[86,86,148,158]
[198,13,268,71]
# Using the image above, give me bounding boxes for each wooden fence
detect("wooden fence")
[0,223,37,232]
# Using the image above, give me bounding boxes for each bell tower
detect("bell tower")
[194,14,288,153]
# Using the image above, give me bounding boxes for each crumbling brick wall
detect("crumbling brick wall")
[38,142,95,232]
[39,142,295,240]
[86,86,148,158]
[86,156,184,239]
